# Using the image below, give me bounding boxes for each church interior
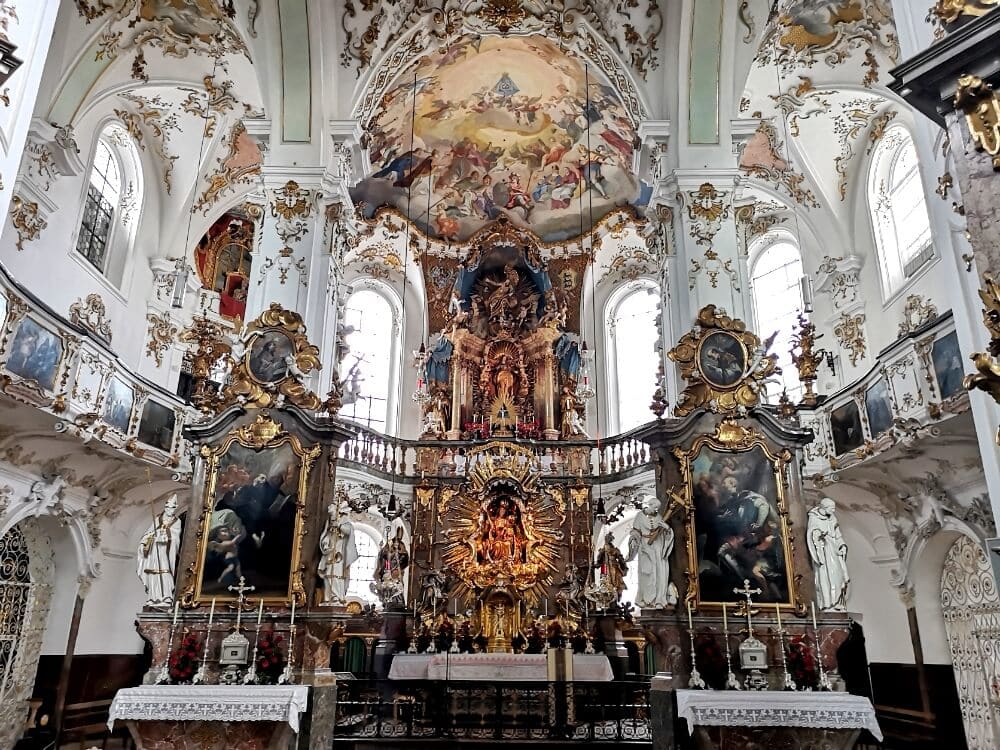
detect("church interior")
[1,1,1000,748]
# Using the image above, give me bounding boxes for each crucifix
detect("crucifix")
[733,578,762,637]
[228,576,255,631]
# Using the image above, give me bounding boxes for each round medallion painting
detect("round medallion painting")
[698,331,747,388]
[247,331,293,384]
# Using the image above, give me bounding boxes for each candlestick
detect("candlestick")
[721,604,741,690]
[775,604,795,691]
[256,599,264,626]
[686,600,705,689]
[812,603,833,691]
[208,598,216,627]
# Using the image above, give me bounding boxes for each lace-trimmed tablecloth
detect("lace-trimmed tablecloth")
[108,685,310,732]
[388,653,614,681]
[676,690,882,741]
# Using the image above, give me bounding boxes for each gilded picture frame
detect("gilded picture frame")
[187,415,320,606]
[674,423,804,614]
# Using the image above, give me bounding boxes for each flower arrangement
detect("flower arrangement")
[168,632,201,684]
[255,632,286,684]
[786,635,819,689]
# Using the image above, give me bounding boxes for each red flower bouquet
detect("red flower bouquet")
[256,632,286,684]
[168,632,201,683]
[786,635,819,689]
[694,633,728,689]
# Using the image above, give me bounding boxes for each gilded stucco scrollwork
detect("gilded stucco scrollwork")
[69,294,113,342]
[668,305,778,417]
[680,183,730,248]
[192,121,262,214]
[898,294,939,337]
[9,196,47,252]
[964,274,1000,421]
[145,311,178,367]
[833,312,867,367]
[954,75,1000,170]
[115,92,180,194]
[180,74,238,138]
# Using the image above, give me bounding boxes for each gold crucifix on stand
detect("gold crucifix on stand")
[219,576,255,684]
[733,579,769,690]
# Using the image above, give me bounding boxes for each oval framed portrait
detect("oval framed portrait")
[246,330,294,384]
[697,331,747,388]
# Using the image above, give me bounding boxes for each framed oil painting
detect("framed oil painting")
[246,330,294,384]
[697,331,747,388]
[191,417,319,603]
[5,317,63,391]
[679,435,798,609]
[865,380,893,438]
[137,399,176,451]
[830,400,863,456]
[932,331,964,400]
[102,376,134,433]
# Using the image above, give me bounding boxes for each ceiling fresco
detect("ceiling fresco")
[351,35,649,243]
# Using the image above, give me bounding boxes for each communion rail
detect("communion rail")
[332,678,652,743]
[336,422,654,483]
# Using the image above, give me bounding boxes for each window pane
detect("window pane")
[345,529,380,604]
[75,185,114,271]
[751,242,803,402]
[613,287,659,432]
[342,290,395,431]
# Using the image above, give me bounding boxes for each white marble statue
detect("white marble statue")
[807,497,850,612]
[137,494,182,608]
[25,474,67,517]
[627,495,677,608]
[318,506,359,604]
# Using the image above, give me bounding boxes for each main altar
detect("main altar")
[115,226,877,748]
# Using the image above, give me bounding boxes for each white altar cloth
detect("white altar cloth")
[389,653,614,681]
[675,690,882,741]
[108,685,310,732]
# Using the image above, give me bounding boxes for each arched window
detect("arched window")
[750,239,803,402]
[868,127,933,298]
[606,281,660,433]
[75,125,142,287]
[341,286,398,432]
[345,526,381,605]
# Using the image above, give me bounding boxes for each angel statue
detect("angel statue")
[137,494,182,608]
[318,506,359,604]
[626,495,677,609]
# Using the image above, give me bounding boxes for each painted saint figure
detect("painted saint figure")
[137,494,182,608]
[627,495,677,609]
[807,497,850,612]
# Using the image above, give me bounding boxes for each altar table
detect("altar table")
[388,652,614,681]
[675,690,882,750]
[108,685,309,749]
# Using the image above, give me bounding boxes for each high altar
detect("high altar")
[113,226,879,748]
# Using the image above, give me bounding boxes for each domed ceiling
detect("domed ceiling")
[351,35,648,243]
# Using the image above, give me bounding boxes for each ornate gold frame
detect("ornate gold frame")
[672,421,804,614]
[183,414,320,606]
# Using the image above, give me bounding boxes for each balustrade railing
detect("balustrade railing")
[332,678,652,743]
[336,421,654,483]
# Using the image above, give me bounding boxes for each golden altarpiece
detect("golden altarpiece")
[127,246,859,748]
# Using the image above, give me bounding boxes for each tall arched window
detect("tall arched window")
[341,286,398,432]
[750,239,803,402]
[606,281,660,433]
[868,127,933,298]
[75,124,142,287]
[345,526,381,605]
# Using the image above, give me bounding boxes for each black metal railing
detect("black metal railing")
[332,679,651,743]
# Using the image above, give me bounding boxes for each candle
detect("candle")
[208,598,216,627]
[811,601,818,630]
[722,603,728,632]
[257,599,264,626]
[172,600,179,626]
[290,598,296,627]
[775,604,782,630]
[544,599,548,617]
[686,600,693,630]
